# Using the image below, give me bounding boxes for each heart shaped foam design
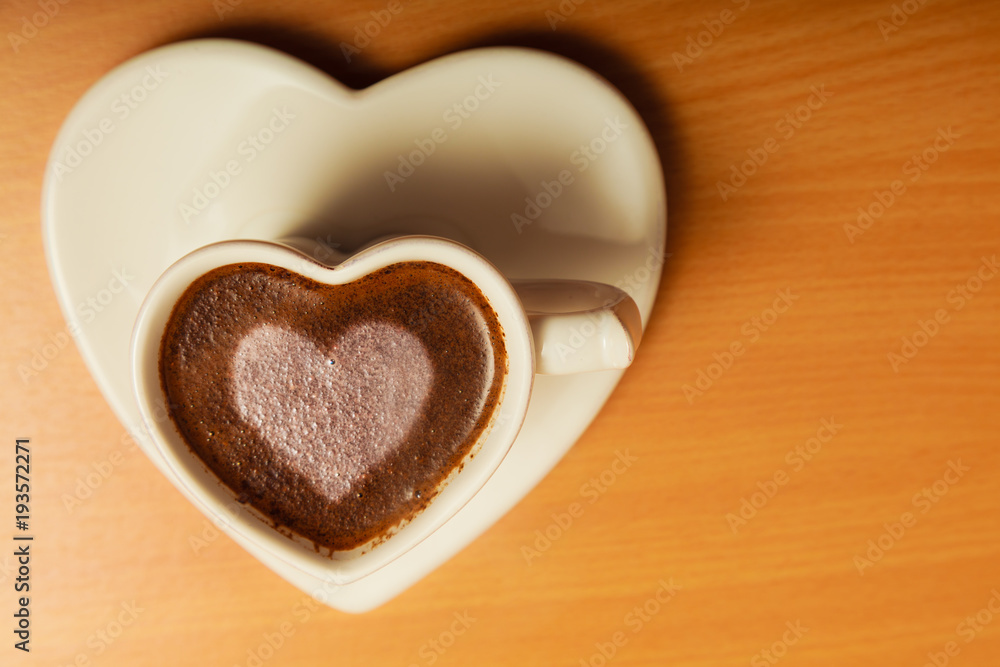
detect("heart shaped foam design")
[233,322,433,504]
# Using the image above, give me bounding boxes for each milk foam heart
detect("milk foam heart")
[233,322,433,503]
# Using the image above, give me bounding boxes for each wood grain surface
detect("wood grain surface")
[2,0,999,665]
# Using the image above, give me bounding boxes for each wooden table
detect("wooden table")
[3,0,999,664]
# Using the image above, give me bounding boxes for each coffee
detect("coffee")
[159,261,506,552]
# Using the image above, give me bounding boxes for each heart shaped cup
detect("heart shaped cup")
[131,235,641,583]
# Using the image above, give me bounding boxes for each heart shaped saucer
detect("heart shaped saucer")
[42,39,666,612]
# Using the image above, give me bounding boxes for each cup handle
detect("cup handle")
[512,280,643,375]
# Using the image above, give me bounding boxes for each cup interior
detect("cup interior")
[130,236,534,583]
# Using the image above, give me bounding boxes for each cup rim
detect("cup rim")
[130,235,534,583]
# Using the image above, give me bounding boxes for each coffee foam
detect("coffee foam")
[233,322,434,503]
[160,260,506,551]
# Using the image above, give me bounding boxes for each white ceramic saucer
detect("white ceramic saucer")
[42,39,666,612]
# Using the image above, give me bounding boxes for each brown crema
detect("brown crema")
[159,261,506,552]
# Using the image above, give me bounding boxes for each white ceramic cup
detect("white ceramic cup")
[131,235,642,583]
